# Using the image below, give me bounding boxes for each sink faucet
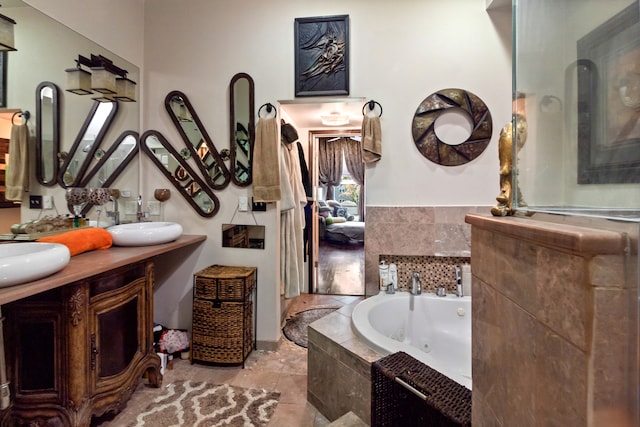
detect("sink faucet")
[385,283,395,295]
[411,272,422,295]
[106,196,120,226]
[136,195,148,222]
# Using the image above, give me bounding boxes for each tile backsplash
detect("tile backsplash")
[378,255,470,294]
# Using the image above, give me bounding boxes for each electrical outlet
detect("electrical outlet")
[252,198,267,212]
[29,195,42,209]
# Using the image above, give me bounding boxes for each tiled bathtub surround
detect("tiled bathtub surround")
[466,213,639,426]
[365,205,487,297]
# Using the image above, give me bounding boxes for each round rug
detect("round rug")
[282,307,339,348]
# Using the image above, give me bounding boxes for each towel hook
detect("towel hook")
[362,100,382,117]
[11,110,30,125]
[258,102,276,118]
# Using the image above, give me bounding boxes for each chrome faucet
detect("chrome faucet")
[455,265,463,297]
[106,196,120,226]
[385,283,395,295]
[411,272,422,295]
[136,195,148,222]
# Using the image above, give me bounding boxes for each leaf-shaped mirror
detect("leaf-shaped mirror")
[229,73,254,187]
[58,100,118,188]
[164,91,230,190]
[35,82,60,187]
[141,130,220,217]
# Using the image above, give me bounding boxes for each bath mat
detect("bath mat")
[129,380,280,427]
[282,307,339,348]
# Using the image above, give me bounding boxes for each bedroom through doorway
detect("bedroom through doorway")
[310,130,365,296]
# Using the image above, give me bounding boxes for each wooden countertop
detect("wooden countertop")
[0,234,206,305]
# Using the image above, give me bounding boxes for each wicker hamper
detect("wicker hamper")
[371,351,471,427]
[191,265,257,366]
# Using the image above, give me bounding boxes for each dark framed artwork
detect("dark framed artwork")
[0,51,6,108]
[577,2,640,184]
[294,15,349,97]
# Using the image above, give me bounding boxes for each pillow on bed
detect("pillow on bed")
[334,206,348,219]
[325,216,346,225]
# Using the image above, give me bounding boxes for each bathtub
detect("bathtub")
[351,291,472,390]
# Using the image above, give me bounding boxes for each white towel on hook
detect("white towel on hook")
[6,122,29,201]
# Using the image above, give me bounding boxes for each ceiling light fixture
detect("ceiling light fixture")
[65,54,137,102]
[0,11,16,51]
[321,112,350,126]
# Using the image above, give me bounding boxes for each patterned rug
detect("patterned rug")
[282,307,340,348]
[129,381,280,427]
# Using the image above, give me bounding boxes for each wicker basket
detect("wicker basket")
[191,300,253,364]
[192,265,256,365]
[371,351,471,427]
[194,265,255,300]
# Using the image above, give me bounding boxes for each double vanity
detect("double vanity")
[0,232,204,426]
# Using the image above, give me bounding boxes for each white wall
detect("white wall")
[23,0,512,345]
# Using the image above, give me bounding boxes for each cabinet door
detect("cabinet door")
[89,276,146,394]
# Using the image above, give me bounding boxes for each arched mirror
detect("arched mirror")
[164,91,230,190]
[35,82,60,186]
[229,73,255,187]
[58,101,119,187]
[141,130,220,217]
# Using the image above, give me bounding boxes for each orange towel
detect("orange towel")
[37,228,112,256]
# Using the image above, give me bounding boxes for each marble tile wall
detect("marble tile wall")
[467,213,639,426]
[364,206,487,296]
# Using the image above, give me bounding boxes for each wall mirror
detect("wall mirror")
[165,91,230,190]
[35,81,59,187]
[141,130,220,217]
[222,224,265,249]
[81,131,139,188]
[229,73,255,187]
[0,2,140,233]
[58,101,118,187]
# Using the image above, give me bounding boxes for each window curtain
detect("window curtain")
[318,138,343,200]
[342,137,365,220]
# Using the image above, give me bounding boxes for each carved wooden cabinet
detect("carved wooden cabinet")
[2,260,162,426]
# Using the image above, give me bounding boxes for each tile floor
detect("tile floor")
[94,293,363,427]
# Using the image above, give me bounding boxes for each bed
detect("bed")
[318,200,364,245]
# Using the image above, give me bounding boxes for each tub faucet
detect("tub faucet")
[411,272,422,295]
[436,285,446,297]
[455,265,463,297]
[385,283,395,295]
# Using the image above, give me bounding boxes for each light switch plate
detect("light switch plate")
[239,196,248,212]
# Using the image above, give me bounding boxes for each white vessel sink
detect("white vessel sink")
[0,242,71,287]
[108,222,183,246]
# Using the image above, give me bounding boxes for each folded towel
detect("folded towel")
[362,115,382,163]
[37,228,112,256]
[6,123,29,201]
[253,117,281,202]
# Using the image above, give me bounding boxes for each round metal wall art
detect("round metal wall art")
[411,88,492,166]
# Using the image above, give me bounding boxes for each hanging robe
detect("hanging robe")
[280,141,307,298]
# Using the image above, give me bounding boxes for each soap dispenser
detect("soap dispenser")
[389,263,398,291]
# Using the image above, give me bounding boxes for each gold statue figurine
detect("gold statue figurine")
[491,114,528,216]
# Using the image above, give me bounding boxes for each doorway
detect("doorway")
[309,130,365,296]
[279,99,366,297]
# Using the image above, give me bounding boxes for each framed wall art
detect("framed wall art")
[294,15,349,97]
[577,2,640,184]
